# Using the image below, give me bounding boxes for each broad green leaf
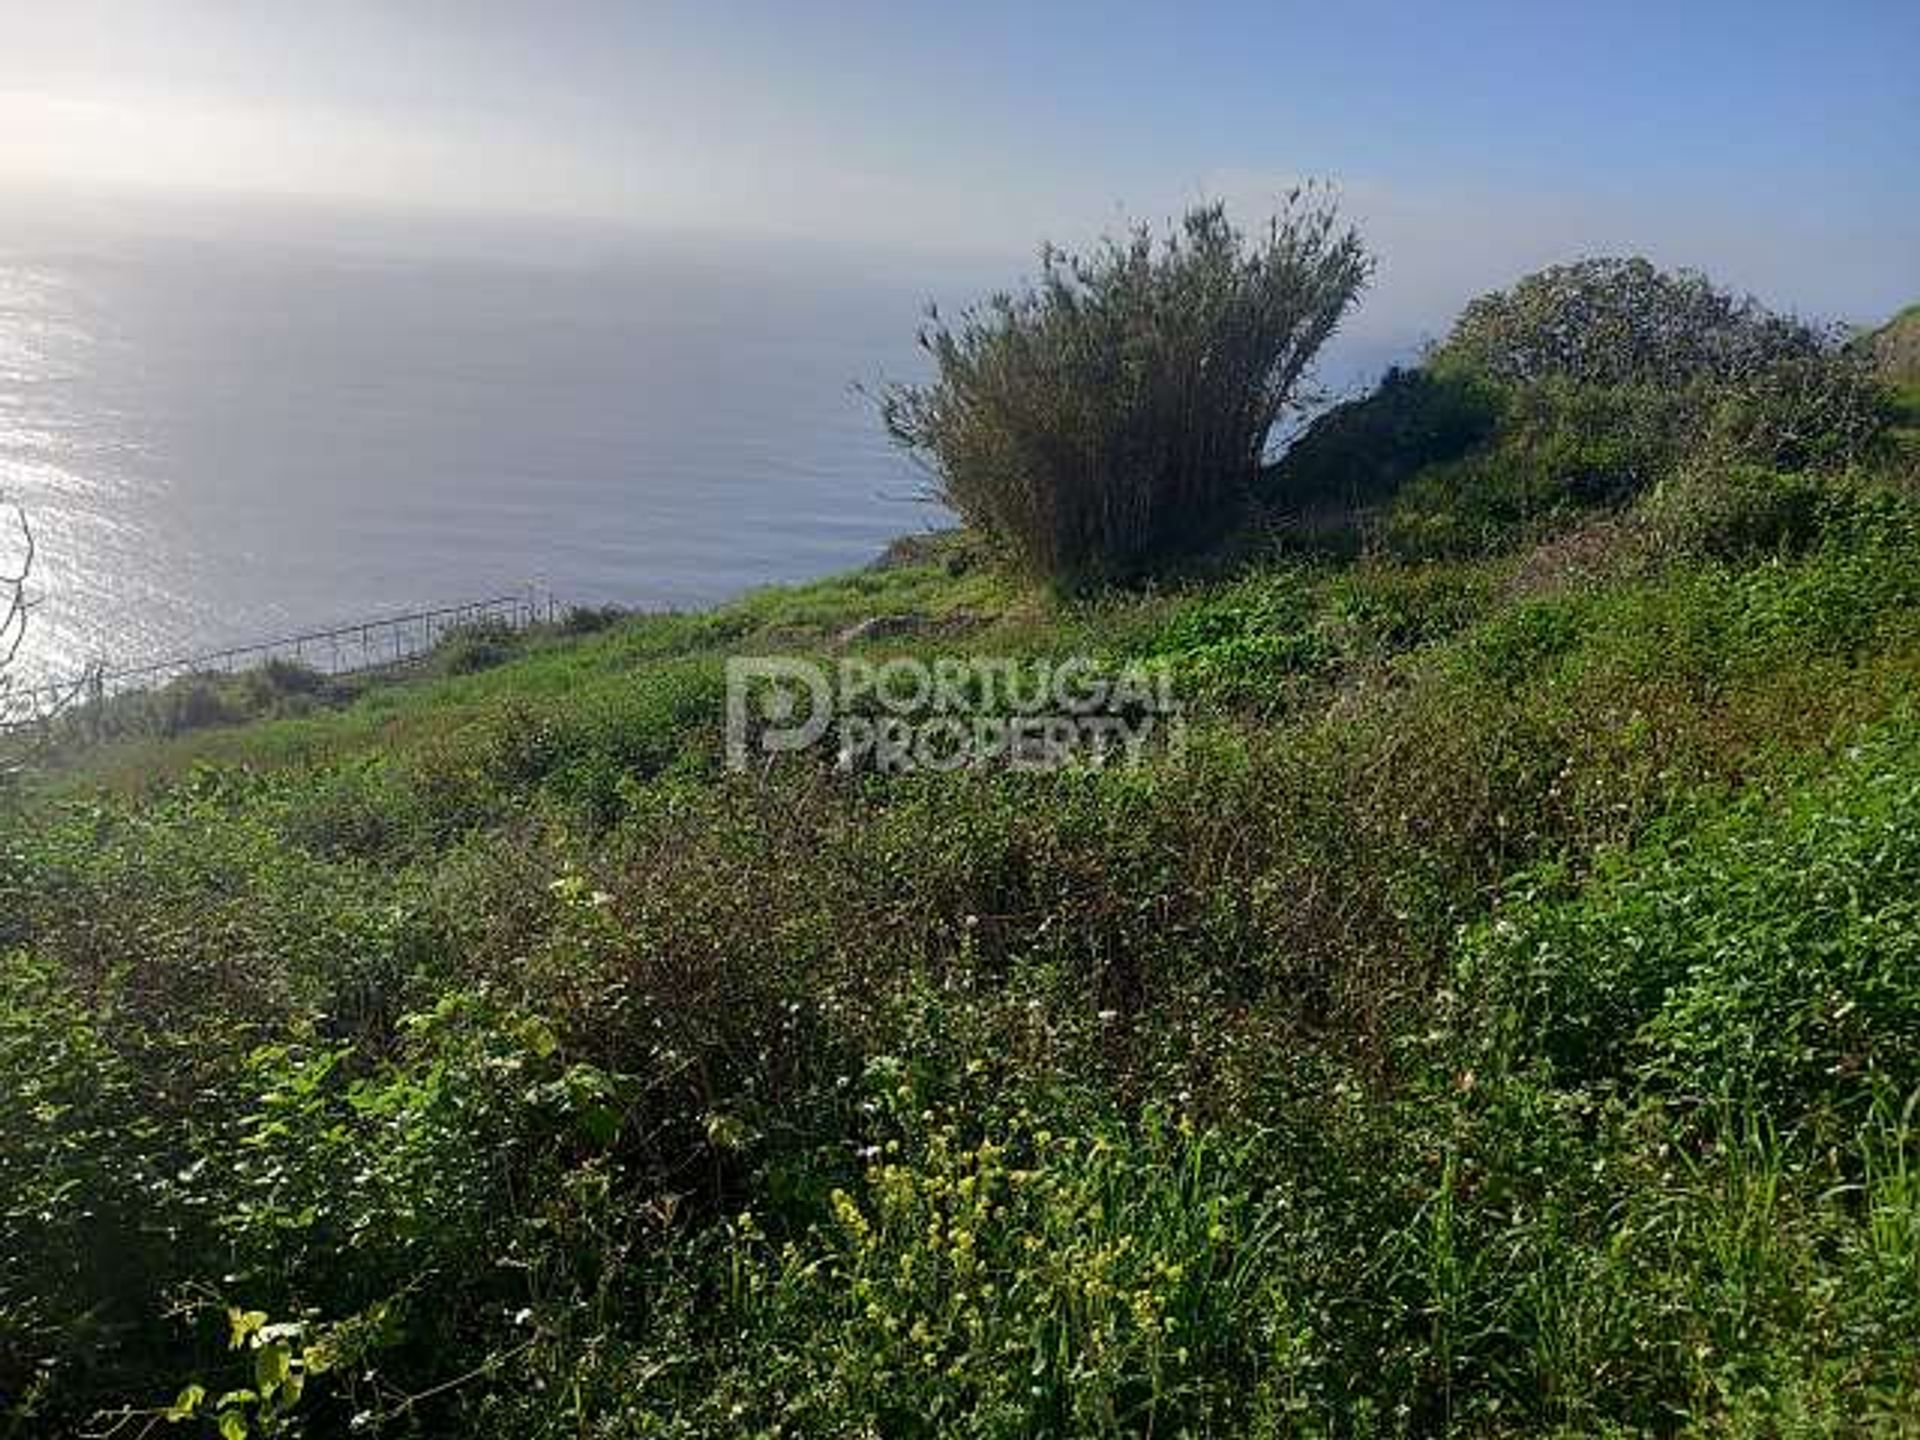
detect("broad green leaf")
[164,1383,206,1421]
[254,1341,290,1394]
[227,1307,268,1349]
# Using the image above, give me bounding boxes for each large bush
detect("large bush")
[1433,257,1891,474]
[1432,256,1827,389]
[1274,262,1895,565]
[881,196,1372,586]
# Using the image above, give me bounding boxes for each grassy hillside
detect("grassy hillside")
[7,301,1920,1435]
[1874,304,1920,389]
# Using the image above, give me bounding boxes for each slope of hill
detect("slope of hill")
[6,331,1920,1436]
[1874,303,1920,389]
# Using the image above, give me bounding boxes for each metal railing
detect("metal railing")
[1,588,557,732]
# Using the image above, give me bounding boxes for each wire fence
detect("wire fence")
[0,588,557,733]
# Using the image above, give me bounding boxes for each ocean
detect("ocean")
[0,204,1399,692]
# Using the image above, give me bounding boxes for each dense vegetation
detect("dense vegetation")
[3,256,1920,1437]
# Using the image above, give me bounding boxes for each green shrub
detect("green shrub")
[1433,256,1827,389]
[1148,571,1332,703]
[0,951,195,1411]
[160,674,240,735]
[232,658,334,725]
[1429,258,1894,489]
[434,619,519,676]
[556,603,625,636]
[1376,380,1697,557]
[1641,463,1829,559]
[1462,722,1920,1119]
[1364,358,1886,567]
[881,196,1372,587]
[1496,378,1703,500]
[255,657,328,697]
[1144,561,1500,705]
[1699,351,1895,472]
[1259,365,1500,512]
[1377,448,1570,559]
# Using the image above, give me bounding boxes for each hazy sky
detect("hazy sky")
[4,0,1916,337]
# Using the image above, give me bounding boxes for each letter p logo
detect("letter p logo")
[724,657,833,770]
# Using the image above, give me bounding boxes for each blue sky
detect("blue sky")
[4,0,1915,335]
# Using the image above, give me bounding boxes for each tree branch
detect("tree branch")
[0,503,33,675]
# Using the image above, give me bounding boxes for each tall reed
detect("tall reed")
[881,194,1371,586]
